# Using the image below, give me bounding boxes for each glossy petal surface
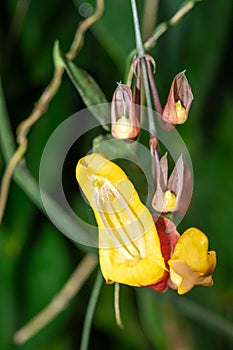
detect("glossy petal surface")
[76,153,166,287]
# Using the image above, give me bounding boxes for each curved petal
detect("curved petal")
[76,153,166,287]
[168,227,216,294]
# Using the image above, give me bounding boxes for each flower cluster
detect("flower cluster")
[76,54,216,295]
[76,153,216,295]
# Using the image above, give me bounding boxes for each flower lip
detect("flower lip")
[168,227,217,294]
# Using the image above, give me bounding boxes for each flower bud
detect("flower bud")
[151,153,192,215]
[111,83,140,140]
[162,71,194,126]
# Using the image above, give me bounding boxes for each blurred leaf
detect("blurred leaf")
[58,47,110,131]
[136,289,169,350]
[84,0,135,71]
[18,1,77,83]
[12,224,76,350]
[24,224,72,315]
[0,229,16,350]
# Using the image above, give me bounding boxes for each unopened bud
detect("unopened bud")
[111,83,140,140]
[162,71,193,126]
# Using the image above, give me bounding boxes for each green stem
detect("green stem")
[144,0,201,51]
[80,270,103,350]
[130,0,157,137]
[141,61,157,136]
[130,0,144,57]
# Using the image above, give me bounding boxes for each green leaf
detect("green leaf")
[65,61,110,130]
[57,44,110,131]
[136,289,169,350]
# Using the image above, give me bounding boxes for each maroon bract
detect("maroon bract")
[151,152,192,215]
[162,71,194,126]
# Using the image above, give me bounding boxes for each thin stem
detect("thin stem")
[114,283,124,329]
[0,110,94,247]
[80,270,103,350]
[145,60,162,115]
[0,141,27,222]
[126,0,201,76]
[141,60,157,136]
[144,0,201,51]
[66,0,105,60]
[0,0,105,223]
[17,66,64,143]
[13,255,98,345]
[130,0,157,137]
[130,0,144,57]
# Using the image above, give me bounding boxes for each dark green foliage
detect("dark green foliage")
[0,0,233,349]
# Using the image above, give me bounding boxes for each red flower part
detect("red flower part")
[150,216,180,292]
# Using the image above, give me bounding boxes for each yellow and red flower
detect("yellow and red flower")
[76,153,216,294]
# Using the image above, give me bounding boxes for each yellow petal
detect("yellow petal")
[76,153,166,286]
[175,100,187,124]
[164,190,177,212]
[113,116,131,139]
[168,227,216,294]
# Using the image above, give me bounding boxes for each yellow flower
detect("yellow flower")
[76,153,166,287]
[168,228,216,294]
[76,153,216,294]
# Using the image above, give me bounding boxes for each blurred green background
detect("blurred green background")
[0,0,233,349]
